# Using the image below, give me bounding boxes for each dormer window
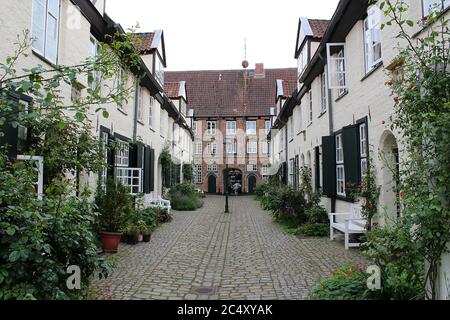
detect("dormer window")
[297,45,308,78]
[155,56,164,85]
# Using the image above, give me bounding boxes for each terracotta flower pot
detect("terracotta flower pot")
[100,232,122,253]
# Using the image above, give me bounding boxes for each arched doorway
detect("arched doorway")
[207,175,217,194]
[248,175,257,195]
[379,130,400,224]
[225,169,242,195]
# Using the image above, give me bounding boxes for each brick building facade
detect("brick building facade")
[166,65,297,194]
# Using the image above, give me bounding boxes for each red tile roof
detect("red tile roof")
[165,68,297,117]
[309,19,330,39]
[282,81,297,97]
[133,32,155,52]
[165,82,181,99]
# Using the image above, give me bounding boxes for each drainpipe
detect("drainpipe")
[326,70,336,213]
[133,80,140,141]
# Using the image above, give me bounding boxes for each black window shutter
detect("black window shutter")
[143,146,151,194]
[136,142,144,168]
[342,125,359,187]
[149,148,155,192]
[322,136,335,197]
[107,134,115,179]
[129,143,138,168]
[315,146,321,192]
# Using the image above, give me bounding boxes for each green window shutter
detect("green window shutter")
[143,146,151,194]
[129,144,138,168]
[149,148,155,192]
[136,142,144,168]
[322,136,335,197]
[342,125,359,187]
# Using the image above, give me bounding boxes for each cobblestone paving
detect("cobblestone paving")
[92,196,366,300]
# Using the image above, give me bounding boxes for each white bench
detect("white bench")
[148,197,171,214]
[329,203,367,250]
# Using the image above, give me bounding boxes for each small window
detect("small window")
[320,72,327,113]
[308,91,313,124]
[246,121,257,135]
[207,121,217,135]
[137,87,144,123]
[326,43,347,93]
[265,120,271,135]
[360,124,367,157]
[262,140,269,155]
[207,164,218,172]
[194,142,202,155]
[423,0,450,16]
[226,139,237,154]
[336,165,346,196]
[364,6,382,72]
[247,141,257,154]
[192,121,198,135]
[247,164,257,172]
[194,164,202,184]
[207,142,217,155]
[336,134,344,163]
[149,96,154,127]
[298,45,309,77]
[32,0,60,64]
[226,121,236,135]
[88,36,102,91]
[115,140,129,167]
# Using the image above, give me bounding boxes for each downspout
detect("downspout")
[133,79,140,141]
[326,67,336,213]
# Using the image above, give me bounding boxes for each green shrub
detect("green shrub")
[310,264,370,300]
[296,223,329,237]
[95,179,133,233]
[0,160,111,300]
[171,191,198,211]
[155,207,172,224]
[362,225,425,300]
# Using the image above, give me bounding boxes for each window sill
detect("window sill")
[317,110,327,119]
[307,122,313,128]
[297,130,305,136]
[149,127,155,133]
[32,50,57,67]
[289,138,294,143]
[361,62,383,82]
[335,90,349,103]
[137,119,145,126]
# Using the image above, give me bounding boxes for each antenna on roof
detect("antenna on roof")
[242,37,249,69]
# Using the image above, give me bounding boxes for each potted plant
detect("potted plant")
[136,220,147,242]
[95,179,133,253]
[125,224,139,245]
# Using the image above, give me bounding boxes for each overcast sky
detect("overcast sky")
[105,0,339,71]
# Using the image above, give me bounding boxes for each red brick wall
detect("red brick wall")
[193,117,270,194]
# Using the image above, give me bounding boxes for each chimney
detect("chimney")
[255,63,265,78]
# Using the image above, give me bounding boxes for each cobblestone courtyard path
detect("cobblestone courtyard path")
[93,196,365,300]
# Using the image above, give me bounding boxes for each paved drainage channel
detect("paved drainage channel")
[192,287,216,295]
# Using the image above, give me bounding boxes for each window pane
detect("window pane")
[48,0,59,16]
[32,0,46,54]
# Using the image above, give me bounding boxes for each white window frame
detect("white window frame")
[336,165,346,197]
[360,123,368,178]
[194,142,202,155]
[247,164,257,172]
[226,139,237,154]
[207,121,217,135]
[115,140,129,167]
[265,120,271,135]
[326,43,347,92]
[207,142,217,155]
[149,96,154,128]
[32,0,60,64]
[137,86,144,123]
[298,45,308,77]
[336,134,344,164]
[247,141,257,154]
[192,121,198,135]
[423,0,450,16]
[262,165,269,176]
[207,164,218,172]
[194,164,203,184]
[115,167,142,195]
[364,6,383,73]
[226,121,237,135]
[308,91,313,124]
[320,72,328,113]
[246,121,257,135]
[88,36,102,91]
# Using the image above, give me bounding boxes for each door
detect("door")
[248,175,257,194]
[208,175,217,194]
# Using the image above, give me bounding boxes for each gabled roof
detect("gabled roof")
[276,80,297,102]
[295,17,330,58]
[165,81,187,102]
[134,30,167,67]
[165,68,297,118]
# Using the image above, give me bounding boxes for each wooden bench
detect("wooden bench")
[329,203,367,250]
